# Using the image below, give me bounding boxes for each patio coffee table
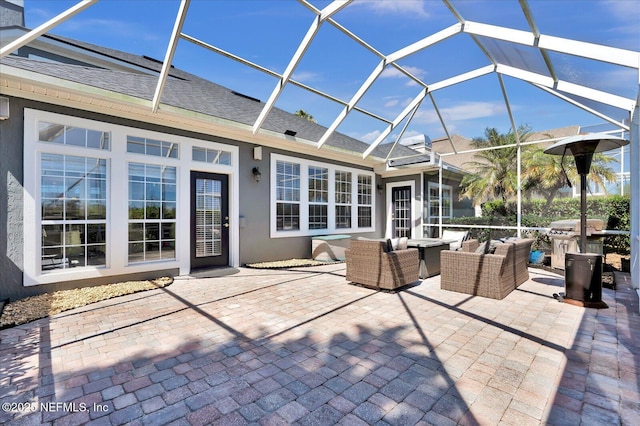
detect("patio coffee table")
[407,238,454,278]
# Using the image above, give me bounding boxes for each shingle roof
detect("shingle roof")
[1,52,417,160]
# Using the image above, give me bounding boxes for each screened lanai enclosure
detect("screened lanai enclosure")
[2,0,639,290]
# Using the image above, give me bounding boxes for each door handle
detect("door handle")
[223,223,229,228]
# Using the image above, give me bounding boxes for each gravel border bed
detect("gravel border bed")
[0,277,173,329]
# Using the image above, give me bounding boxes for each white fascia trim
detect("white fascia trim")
[375,165,440,179]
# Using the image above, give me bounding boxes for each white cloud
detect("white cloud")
[62,18,161,41]
[352,0,430,19]
[359,129,382,143]
[26,8,161,43]
[291,70,321,83]
[595,1,640,50]
[413,101,507,124]
[384,99,399,108]
[603,0,640,25]
[389,130,423,141]
[381,66,427,81]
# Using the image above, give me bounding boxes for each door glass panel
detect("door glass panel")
[393,187,411,238]
[195,178,222,257]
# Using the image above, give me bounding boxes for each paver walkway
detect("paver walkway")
[1,265,638,425]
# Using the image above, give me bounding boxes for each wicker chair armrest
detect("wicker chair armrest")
[383,247,419,262]
[461,239,479,252]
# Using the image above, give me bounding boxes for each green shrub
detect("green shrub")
[468,195,629,253]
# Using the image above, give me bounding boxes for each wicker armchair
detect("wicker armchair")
[440,238,533,299]
[345,239,419,291]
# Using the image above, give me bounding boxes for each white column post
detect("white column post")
[630,90,639,292]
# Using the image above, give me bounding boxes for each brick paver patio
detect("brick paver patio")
[1,264,638,425]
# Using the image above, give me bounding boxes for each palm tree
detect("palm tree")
[459,126,533,205]
[459,127,618,214]
[522,146,617,214]
[294,109,316,123]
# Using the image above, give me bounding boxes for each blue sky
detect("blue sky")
[24,0,640,144]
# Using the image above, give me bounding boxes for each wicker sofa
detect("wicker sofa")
[440,238,534,299]
[345,239,419,291]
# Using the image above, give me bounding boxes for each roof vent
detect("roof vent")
[284,130,297,137]
[231,91,260,103]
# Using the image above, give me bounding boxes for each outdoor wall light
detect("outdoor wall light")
[252,167,262,182]
[377,184,383,194]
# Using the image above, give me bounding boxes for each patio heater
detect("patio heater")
[544,133,629,308]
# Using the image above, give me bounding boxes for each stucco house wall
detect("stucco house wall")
[0,97,385,300]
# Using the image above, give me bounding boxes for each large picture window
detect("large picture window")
[41,154,107,271]
[128,163,177,263]
[271,154,374,237]
[26,109,239,287]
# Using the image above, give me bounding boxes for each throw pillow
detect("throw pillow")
[398,237,408,250]
[389,237,409,251]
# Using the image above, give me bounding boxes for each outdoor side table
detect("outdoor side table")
[407,239,453,278]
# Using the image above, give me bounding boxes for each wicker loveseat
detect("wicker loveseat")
[345,239,419,291]
[440,238,534,299]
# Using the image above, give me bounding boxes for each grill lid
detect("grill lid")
[549,219,604,232]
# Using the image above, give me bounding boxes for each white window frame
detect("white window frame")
[357,174,373,228]
[270,154,375,238]
[24,109,239,286]
[427,181,453,221]
[126,162,178,264]
[334,170,352,230]
[308,165,329,230]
